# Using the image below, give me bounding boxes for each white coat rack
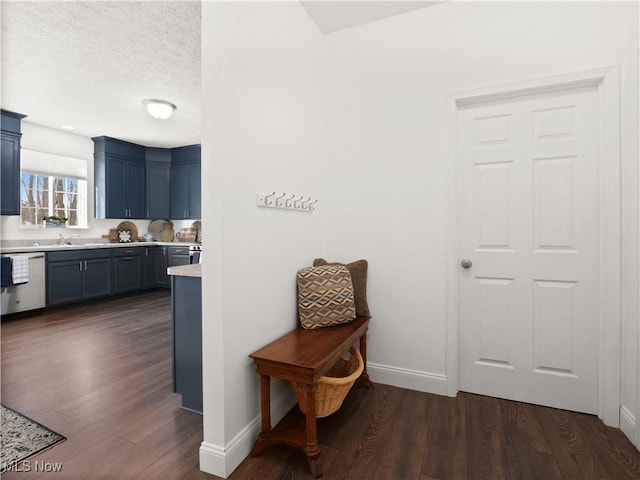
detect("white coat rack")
[256,191,318,212]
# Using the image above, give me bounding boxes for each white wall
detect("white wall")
[201,1,639,476]
[0,122,151,241]
[200,2,329,475]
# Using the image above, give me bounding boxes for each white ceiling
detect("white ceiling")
[301,1,443,34]
[1,1,439,149]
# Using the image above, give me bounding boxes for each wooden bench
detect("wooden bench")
[249,316,373,478]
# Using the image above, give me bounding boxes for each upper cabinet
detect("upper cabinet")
[93,137,200,220]
[170,145,201,220]
[1,109,27,216]
[145,148,171,219]
[93,136,146,219]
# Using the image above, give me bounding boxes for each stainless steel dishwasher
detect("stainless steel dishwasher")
[1,252,46,314]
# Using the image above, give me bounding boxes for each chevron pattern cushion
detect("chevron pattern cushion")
[313,258,370,317]
[297,265,356,330]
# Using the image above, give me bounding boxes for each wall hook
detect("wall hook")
[285,193,296,208]
[309,199,318,211]
[264,191,276,206]
[294,196,304,209]
[275,192,287,207]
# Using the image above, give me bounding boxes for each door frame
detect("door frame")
[445,67,622,427]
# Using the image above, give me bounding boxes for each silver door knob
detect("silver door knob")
[460,259,472,269]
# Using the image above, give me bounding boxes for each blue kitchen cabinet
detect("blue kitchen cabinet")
[145,147,171,219]
[1,110,26,216]
[93,136,146,219]
[47,249,113,306]
[113,247,143,293]
[82,258,114,299]
[47,260,83,305]
[167,246,190,268]
[171,274,202,413]
[170,145,201,220]
[156,246,170,287]
[142,246,160,288]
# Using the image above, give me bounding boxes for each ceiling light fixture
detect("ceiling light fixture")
[142,99,176,120]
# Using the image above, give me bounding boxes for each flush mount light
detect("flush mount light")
[60,125,75,130]
[142,99,177,120]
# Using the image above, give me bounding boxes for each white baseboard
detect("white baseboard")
[367,362,448,396]
[620,405,638,449]
[199,388,297,478]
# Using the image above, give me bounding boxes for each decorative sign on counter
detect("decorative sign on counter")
[256,191,318,213]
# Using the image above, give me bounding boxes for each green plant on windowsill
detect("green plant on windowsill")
[42,215,69,228]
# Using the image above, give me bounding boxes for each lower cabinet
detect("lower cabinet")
[142,246,159,288]
[168,246,190,268]
[47,250,113,306]
[114,247,143,293]
[46,244,183,307]
[83,258,114,299]
[157,246,170,287]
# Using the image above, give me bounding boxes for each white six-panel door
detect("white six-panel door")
[457,85,599,414]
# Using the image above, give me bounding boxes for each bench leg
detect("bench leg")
[304,385,322,478]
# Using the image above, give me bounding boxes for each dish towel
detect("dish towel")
[0,257,10,287]
[10,256,29,285]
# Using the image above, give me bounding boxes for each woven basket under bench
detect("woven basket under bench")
[290,346,364,418]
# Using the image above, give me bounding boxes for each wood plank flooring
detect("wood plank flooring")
[2,291,640,479]
[1,291,213,480]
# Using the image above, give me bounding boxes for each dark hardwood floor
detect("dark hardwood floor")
[2,291,640,479]
[1,291,213,480]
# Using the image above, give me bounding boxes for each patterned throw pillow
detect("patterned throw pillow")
[297,265,356,330]
[313,258,370,317]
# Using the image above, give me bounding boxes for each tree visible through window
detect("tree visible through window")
[20,172,87,227]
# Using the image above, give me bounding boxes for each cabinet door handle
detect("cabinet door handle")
[125,257,135,261]
[84,261,88,270]
[125,250,134,254]
[79,261,83,272]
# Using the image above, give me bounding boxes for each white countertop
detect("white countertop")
[0,241,199,254]
[167,263,201,278]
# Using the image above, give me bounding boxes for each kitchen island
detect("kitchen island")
[168,263,202,414]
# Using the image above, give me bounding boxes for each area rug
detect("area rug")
[0,405,65,472]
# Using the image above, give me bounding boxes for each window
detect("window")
[20,172,87,228]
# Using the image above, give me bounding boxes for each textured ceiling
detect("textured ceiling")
[1,1,201,148]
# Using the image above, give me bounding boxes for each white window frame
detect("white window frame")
[20,171,88,229]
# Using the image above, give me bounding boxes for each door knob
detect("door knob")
[460,259,472,269]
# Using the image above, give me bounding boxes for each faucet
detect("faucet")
[58,233,81,245]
